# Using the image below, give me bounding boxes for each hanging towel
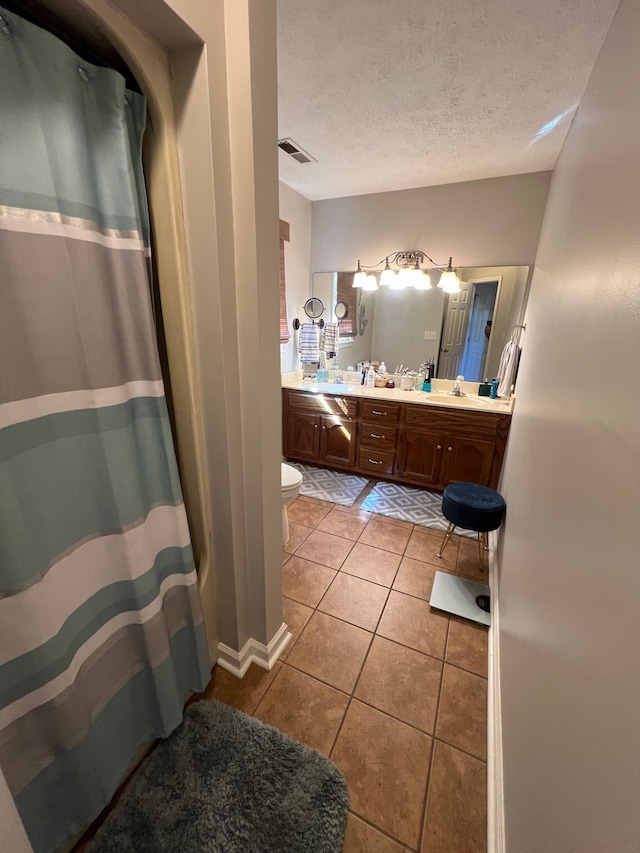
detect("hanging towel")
[496,340,520,398]
[322,322,340,355]
[298,323,320,363]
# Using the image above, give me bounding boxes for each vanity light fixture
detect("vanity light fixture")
[352,250,456,292]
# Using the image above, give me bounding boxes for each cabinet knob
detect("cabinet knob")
[314,424,318,429]
[447,446,453,451]
[436,445,442,450]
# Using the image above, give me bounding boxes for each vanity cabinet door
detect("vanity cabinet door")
[286,412,321,460]
[397,428,445,486]
[439,436,495,487]
[320,416,356,467]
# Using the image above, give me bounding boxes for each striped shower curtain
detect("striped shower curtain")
[0,10,210,852]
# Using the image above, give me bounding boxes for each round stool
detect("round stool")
[438,482,506,572]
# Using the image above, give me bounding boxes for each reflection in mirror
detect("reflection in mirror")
[312,266,530,381]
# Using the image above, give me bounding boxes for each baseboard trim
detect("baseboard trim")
[216,623,292,679]
[487,531,505,853]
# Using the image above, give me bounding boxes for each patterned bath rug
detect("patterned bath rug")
[89,700,349,853]
[288,462,369,507]
[360,481,475,538]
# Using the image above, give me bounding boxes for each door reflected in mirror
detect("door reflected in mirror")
[312,266,530,381]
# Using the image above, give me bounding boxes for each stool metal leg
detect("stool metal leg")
[438,522,456,558]
[477,531,489,572]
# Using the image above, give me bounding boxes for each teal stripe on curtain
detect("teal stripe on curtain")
[0,8,210,851]
[0,545,195,707]
[0,11,149,240]
[1,398,184,590]
[14,623,209,853]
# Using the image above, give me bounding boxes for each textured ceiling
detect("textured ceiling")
[277,0,619,200]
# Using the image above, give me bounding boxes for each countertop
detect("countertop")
[281,373,515,415]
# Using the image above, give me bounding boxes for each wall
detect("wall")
[311,171,551,273]
[498,1,640,850]
[102,0,286,673]
[279,181,312,372]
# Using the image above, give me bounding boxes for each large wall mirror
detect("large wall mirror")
[313,265,530,381]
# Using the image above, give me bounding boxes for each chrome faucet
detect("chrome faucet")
[333,365,345,384]
[448,374,466,397]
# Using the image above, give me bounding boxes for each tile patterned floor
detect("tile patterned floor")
[73,485,489,853]
[204,489,489,853]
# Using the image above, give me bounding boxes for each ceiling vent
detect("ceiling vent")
[278,138,316,164]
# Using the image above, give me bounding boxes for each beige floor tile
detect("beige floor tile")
[405,528,459,569]
[282,550,290,566]
[287,611,372,693]
[358,517,412,554]
[392,557,444,602]
[456,539,489,581]
[377,591,449,659]
[295,528,355,569]
[284,521,313,554]
[332,504,374,519]
[436,664,487,760]
[282,555,336,607]
[355,636,442,734]
[421,740,487,853]
[318,572,389,631]
[287,496,333,527]
[199,662,281,715]
[371,514,414,531]
[341,542,401,586]
[281,596,314,661]
[332,700,431,849]
[317,507,370,540]
[445,617,488,678]
[254,665,348,755]
[343,814,408,853]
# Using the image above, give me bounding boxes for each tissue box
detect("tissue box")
[478,382,492,397]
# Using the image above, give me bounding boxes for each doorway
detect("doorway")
[458,280,499,381]
[438,277,500,380]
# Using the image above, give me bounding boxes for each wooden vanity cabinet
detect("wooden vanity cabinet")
[284,390,358,470]
[282,389,511,490]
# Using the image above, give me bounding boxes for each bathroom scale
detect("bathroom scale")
[429,571,491,626]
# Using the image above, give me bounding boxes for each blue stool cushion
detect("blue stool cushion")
[441,482,506,533]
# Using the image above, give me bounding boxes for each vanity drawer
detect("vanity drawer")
[287,391,358,419]
[360,423,398,450]
[361,401,401,423]
[405,405,501,438]
[357,447,395,476]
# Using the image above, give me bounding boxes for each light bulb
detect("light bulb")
[438,270,460,293]
[362,273,378,291]
[379,267,395,287]
[414,270,432,291]
[394,268,413,289]
[352,270,366,288]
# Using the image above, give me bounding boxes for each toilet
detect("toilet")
[281,463,303,546]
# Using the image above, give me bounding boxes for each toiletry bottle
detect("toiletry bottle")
[366,366,375,387]
[379,361,387,376]
[490,378,498,399]
[422,363,432,392]
[415,366,424,390]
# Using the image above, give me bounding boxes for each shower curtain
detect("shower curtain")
[0,10,210,852]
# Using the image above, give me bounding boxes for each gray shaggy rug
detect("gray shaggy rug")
[89,700,349,853]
